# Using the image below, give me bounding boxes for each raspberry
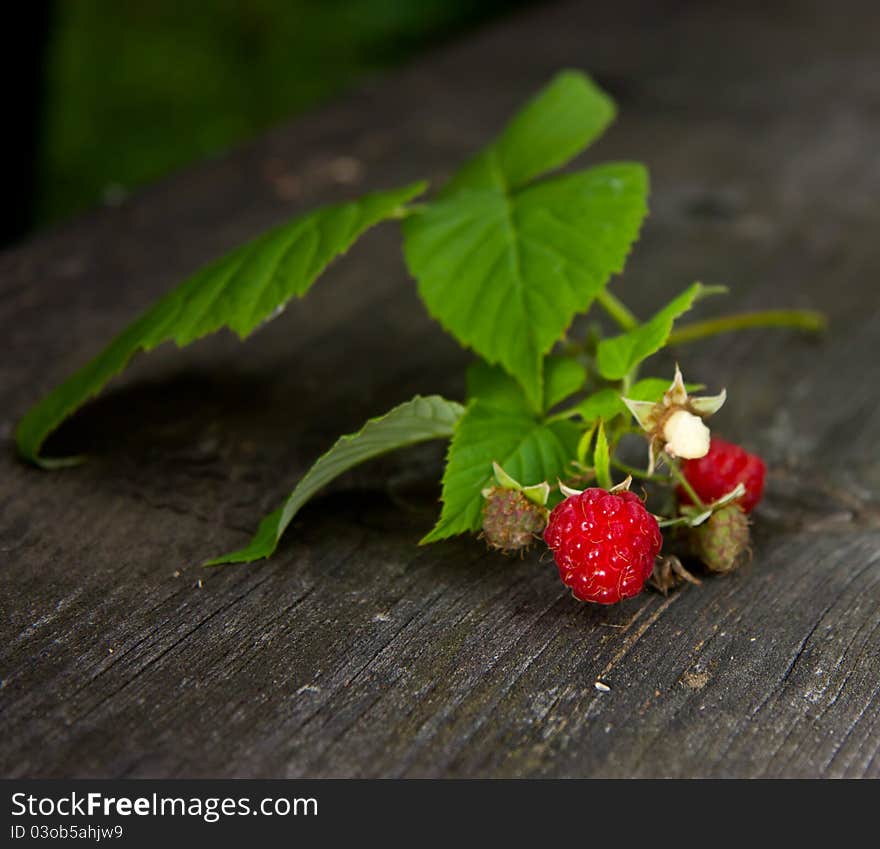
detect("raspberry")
[680,437,766,513]
[481,487,548,553]
[690,504,750,573]
[543,488,663,604]
[662,409,710,459]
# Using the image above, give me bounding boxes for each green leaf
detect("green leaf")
[465,360,528,413]
[576,421,597,466]
[596,283,726,380]
[406,165,647,411]
[627,378,672,402]
[543,355,587,411]
[572,388,627,423]
[467,355,586,414]
[207,395,464,565]
[421,400,579,543]
[627,377,705,402]
[17,182,426,467]
[442,69,616,196]
[571,378,706,424]
[403,71,648,410]
[593,420,611,489]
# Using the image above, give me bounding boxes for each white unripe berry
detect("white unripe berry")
[663,409,710,459]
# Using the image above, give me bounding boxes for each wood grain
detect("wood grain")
[1,0,879,777]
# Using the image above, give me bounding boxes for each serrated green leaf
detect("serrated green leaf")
[543,355,587,411]
[207,395,464,565]
[403,70,647,410]
[422,400,579,543]
[596,283,726,380]
[467,355,587,414]
[593,420,611,489]
[405,165,647,410]
[465,360,528,413]
[442,69,616,196]
[17,182,426,467]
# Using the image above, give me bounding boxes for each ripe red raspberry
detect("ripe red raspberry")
[680,437,766,513]
[543,488,663,604]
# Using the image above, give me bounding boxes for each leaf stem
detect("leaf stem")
[596,289,639,332]
[391,203,426,219]
[545,407,579,423]
[667,309,826,346]
[611,459,673,484]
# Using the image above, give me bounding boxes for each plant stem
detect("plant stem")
[392,203,426,219]
[596,289,639,332]
[662,453,708,511]
[545,409,578,423]
[657,514,702,529]
[667,309,826,346]
[611,459,673,484]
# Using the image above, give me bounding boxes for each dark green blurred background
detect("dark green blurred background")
[10,0,530,246]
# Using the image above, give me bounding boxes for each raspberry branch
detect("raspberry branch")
[595,289,639,332]
[16,69,817,604]
[667,309,826,346]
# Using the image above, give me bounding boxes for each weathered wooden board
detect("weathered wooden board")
[2,0,879,778]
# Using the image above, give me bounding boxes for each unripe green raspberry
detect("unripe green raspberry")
[481,487,548,553]
[690,504,750,573]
